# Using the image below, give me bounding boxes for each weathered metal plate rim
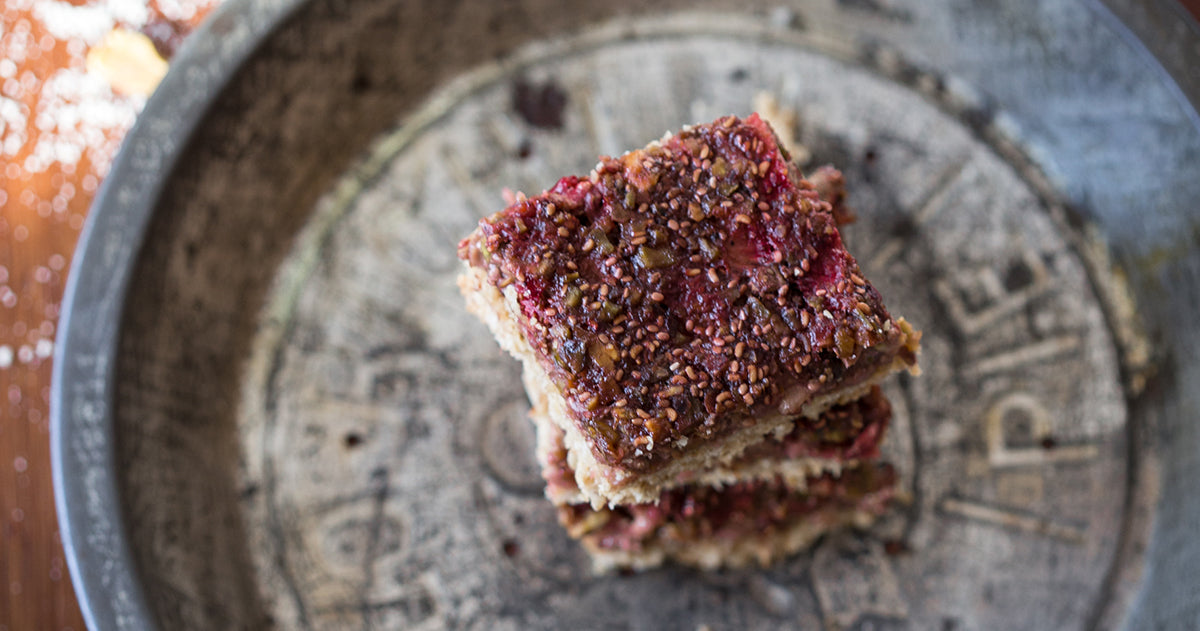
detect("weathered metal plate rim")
[50,0,304,628]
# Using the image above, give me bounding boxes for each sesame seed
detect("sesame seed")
[582,238,595,252]
[686,268,702,277]
[650,292,665,302]
[734,342,746,358]
[735,214,752,224]
[707,269,719,283]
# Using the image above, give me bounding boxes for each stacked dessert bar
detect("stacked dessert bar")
[459,114,919,569]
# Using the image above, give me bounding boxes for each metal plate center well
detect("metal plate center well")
[236,16,1145,630]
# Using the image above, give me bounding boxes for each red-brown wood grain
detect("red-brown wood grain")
[1,1,1198,629]
[1,2,217,628]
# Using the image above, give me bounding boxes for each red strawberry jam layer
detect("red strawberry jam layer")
[741,384,890,464]
[460,114,915,473]
[559,464,897,553]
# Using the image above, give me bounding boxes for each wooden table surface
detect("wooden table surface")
[1,1,1197,629]
[1,1,218,628]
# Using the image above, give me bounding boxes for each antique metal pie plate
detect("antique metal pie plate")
[53,1,1200,629]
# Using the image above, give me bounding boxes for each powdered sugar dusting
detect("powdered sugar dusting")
[1,6,219,615]
[25,66,140,175]
[32,2,118,44]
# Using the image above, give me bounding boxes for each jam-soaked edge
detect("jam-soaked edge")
[560,463,898,553]
[540,385,892,501]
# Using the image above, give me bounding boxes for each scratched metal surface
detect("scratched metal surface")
[53,0,1200,630]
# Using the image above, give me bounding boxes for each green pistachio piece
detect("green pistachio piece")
[636,246,677,269]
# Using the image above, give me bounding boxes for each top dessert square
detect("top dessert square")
[459,114,915,474]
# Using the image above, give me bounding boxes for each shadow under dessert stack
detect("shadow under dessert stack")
[459,114,920,570]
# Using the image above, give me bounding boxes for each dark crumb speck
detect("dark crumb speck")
[1041,436,1057,450]
[502,539,521,557]
[512,77,568,130]
[517,138,534,159]
[883,539,910,555]
[343,432,364,448]
[1004,259,1035,291]
[351,70,371,93]
[140,16,188,59]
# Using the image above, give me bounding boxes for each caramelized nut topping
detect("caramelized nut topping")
[460,115,909,471]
